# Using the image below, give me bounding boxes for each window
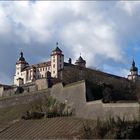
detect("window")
[43,68,44,71]
[53,71,55,74]
[60,59,61,62]
[53,59,55,62]
[60,64,61,68]
[53,55,55,58]
[53,64,55,68]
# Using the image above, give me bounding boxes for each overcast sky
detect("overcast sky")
[1,1,140,84]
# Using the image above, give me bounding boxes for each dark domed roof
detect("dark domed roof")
[52,47,62,52]
[19,52,25,62]
[130,60,138,71]
[52,42,62,52]
[76,56,86,63]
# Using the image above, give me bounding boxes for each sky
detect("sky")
[0,1,140,85]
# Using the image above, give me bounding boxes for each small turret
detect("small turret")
[75,55,86,68]
[128,59,138,81]
[130,60,138,74]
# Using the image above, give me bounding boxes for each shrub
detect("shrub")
[21,96,73,120]
[79,116,140,139]
[21,111,44,120]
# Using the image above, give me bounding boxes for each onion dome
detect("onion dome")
[19,51,25,62]
[130,60,138,71]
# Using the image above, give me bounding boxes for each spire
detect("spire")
[20,51,23,57]
[130,59,138,72]
[56,42,59,47]
[132,59,135,67]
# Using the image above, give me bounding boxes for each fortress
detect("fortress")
[13,42,139,86]
[0,42,140,99]
[14,42,86,86]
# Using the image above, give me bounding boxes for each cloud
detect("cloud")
[117,1,140,16]
[0,1,140,84]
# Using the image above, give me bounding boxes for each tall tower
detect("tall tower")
[51,42,64,78]
[128,59,138,81]
[14,51,28,85]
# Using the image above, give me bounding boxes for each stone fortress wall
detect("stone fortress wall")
[0,78,49,97]
[51,80,140,120]
[0,80,139,120]
[59,66,129,90]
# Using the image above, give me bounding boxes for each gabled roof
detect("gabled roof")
[22,61,51,71]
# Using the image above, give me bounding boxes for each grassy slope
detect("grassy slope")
[0,102,95,139]
[0,103,33,130]
[0,117,95,139]
[0,93,95,139]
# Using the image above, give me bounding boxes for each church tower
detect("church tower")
[51,42,64,78]
[128,59,138,81]
[14,51,29,85]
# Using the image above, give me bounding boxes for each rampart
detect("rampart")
[51,80,140,120]
[59,66,129,90]
[0,89,51,108]
[0,80,139,120]
[0,78,49,97]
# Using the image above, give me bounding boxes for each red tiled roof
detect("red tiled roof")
[23,61,51,71]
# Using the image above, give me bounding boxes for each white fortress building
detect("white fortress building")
[14,42,86,86]
[14,42,140,86]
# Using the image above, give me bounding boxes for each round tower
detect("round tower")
[51,42,64,78]
[14,51,28,85]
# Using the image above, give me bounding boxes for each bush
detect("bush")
[21,111,44,120]
[21,96,73,120]
[79,116,140,139]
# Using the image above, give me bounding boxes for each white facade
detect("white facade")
[127,60,139,82]
[51,46,64,78]
[14,45,64,86]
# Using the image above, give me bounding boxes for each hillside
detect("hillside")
[0,117,92,139]
[0,102,94,139]
[0,92,93,139]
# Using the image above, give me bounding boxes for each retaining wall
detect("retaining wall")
[51,80,140,120]
[0,80,139,120]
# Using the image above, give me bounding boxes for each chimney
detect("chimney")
[68,58,72,64]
